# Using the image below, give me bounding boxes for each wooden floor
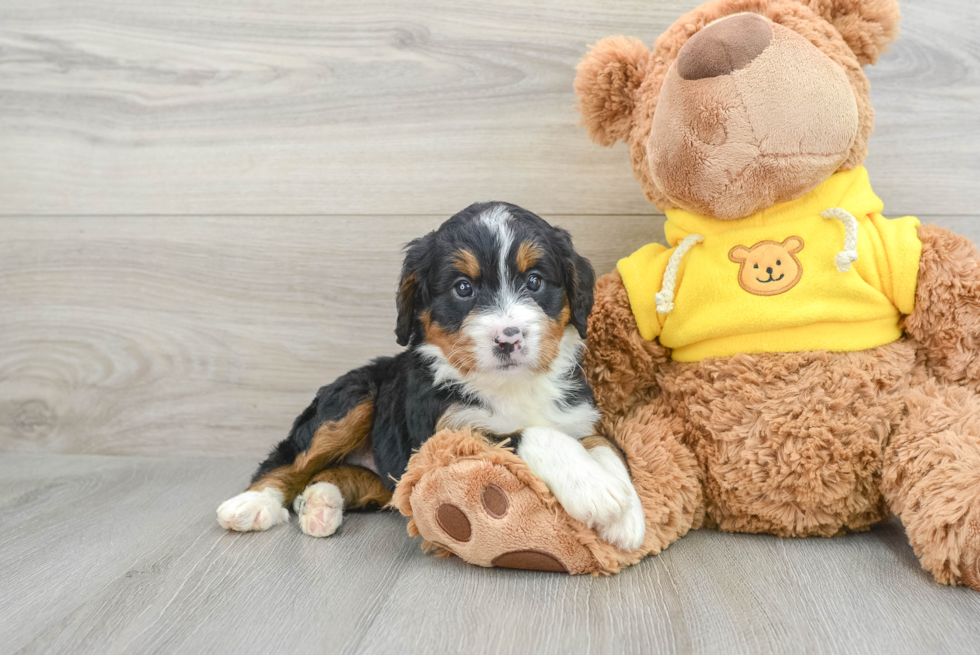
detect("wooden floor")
[2,0,980,652]
[2,454,979,655]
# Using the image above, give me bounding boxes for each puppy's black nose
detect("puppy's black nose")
[494,327,523,356]
[766,267,773,274]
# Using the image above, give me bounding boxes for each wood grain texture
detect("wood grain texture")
[0,0,977,216]
[2,454,979,655]
[0,214,664,457]
[3,214,977,458]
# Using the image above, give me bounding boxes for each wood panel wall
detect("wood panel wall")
[1,0,978,457]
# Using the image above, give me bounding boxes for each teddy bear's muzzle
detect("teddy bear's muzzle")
[649,14,860,220]
[676,12,772,81]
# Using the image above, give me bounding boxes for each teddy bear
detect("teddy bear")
[391,0,980,589]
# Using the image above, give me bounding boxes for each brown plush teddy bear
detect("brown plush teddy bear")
[393,0,980,589]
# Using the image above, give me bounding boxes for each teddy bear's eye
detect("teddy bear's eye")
[753,264,759,269]
[776,260,782,266]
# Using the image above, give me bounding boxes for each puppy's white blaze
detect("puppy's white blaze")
[420,326,599,438]
[479,204,514,288]
[517,427,633,530]
[216,488,289,532]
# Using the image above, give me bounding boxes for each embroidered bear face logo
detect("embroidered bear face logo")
[728,237,805,296]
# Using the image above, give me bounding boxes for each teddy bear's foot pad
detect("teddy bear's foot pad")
[409,458,600,574]
[491,550,568,572]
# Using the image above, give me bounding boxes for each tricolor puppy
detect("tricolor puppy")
[217,202,646,550]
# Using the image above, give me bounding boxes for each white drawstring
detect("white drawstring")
[655,234,704,314]
[821,207,859,272]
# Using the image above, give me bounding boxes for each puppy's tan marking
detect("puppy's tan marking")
[422,311,477,375]
[248,400,373,503]
[399,272,417,305]
[452,249,481,278]
[533,303,571,372]
[516,240,544,272]
[308,466,392,510]
[582,435,628,468]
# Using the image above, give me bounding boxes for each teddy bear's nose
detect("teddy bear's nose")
[676,13,773,81]
[766,266,773,275]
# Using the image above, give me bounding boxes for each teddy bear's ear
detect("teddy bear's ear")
[783,236,805,254]
[728,246,749,264]
[805,0,901,66]
[574,36,652,147]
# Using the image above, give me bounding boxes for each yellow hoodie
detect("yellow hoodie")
[617,167,922,362]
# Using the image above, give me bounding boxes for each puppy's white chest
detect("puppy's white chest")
[443,383,598,439]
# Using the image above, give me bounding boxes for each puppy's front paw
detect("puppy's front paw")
[553,468,634,533]
[586,446,646,551]
[596,495,646,551]
[296,482,344,538]
[217,489,289,532]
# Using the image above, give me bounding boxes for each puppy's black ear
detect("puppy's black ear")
[395,232,435,347]
[555,227,595,339]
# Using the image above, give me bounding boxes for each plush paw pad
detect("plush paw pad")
[217,489,289,532]
[492,550,567,572]
[436,503,471,542]
[481,484,509,518]
[297,482,344,538]
[410,458,599,574]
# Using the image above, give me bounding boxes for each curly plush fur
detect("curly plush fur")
[396,0,980,588]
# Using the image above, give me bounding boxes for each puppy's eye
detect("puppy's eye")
[526,274,543,292]
[453,279,474,299]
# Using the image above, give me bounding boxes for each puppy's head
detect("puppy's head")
[396,202,595,376]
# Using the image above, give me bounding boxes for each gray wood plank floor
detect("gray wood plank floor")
[2,454,979,655]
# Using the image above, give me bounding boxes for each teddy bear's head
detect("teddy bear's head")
[575,0,900,220]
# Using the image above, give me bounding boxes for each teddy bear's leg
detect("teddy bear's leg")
[392,408,702,574]
[904,224,980,393]
[392,429,604,574]
[584,270,671,432]
[882,380,980,590]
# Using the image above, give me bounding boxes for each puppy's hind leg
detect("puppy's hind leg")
[296,466,392,538]
[218,374,375,533]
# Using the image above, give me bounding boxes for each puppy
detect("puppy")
[217,202,646,550]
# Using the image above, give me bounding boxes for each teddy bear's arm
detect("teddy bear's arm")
[583,270,670,432]
[904,224,980,392]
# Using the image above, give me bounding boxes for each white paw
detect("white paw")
[296,482,344,538]
[589,446,646,551]
[517,427,635,534]
[554,467,635,532]
[217,488,289,532]
[597,495,646,551]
